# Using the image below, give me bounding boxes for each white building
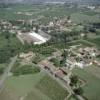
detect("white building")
[29,32,48,44]
[18,31,51,45]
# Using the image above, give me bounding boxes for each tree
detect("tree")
[35,25,39,33]
[67,15,71,20]
[62,50,68,58]
[70,75,78,87]
[60,57,66,67]
[3,31,10,41]
[60,50,68,67]
[0,67,4,75]
[73,87,83,95]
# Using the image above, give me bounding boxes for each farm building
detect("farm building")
[17,31,51,45]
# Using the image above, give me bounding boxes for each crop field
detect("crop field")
[72,67,100,100]
[87,37,100,47]
[36,75,68,100]
[0,72,45,100]
[0,72,68,100]
[0,5,100,24]
[71,12,100,24]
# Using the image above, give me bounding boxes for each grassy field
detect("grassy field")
[69,94,78,100]
[0,63,8,76]
[72,67,100,100]
[51,39,93,50]
[0,5,100,25]
[36,75,68,100]
[87,37,100,47]
[0,72,45,100]
[71,12,100,24]
[0,71,68,100]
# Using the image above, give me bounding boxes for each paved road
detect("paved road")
[0,55,18,93]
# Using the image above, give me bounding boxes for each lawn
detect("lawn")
[72,67,100,100]
[36,75,68,100]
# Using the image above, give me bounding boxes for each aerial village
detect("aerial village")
[0,2,100,100]
[0,15,99,85]
[0,15,100,81]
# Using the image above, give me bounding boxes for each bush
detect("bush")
[0,67,5,75]
[73,87,83,95]
[50,58,61,67]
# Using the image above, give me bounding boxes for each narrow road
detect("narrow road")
[0,55,18,93]
[38,50,85,100]
[38,63,85,100]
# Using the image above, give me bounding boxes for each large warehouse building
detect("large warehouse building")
[17,31,51,45]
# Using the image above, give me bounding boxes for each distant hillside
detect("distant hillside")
[0,0,100,5]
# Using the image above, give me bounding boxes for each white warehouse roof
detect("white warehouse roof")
[18,31,51,45]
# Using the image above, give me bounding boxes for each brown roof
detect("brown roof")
[55,70,65,78]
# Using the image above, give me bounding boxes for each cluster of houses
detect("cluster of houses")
[66,46,99,69]
[0,15,76,45]
[0,20,32,33]
[39,59,71,84]
[0,19,51,44]
[37,46,100,85]
[40,16,75,33]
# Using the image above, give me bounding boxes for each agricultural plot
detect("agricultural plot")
[72,67,100,100]
[51,39,93,50]
[0,5,99,24]
[71,12,100,24]
[36,75,68,100]
[1,72,68,100]
[87,37,100,47]
[1,72,45,100]
[0,5,48,20]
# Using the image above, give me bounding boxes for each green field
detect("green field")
[0,72,68,100]
[69,94,78,100]
[0,72,46,100]
[71,12,100,24]
[72,67,100,100]
[0,63,8,75]
[0,5,100,25]
[36,75,68,100]
[87,37,100,47]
